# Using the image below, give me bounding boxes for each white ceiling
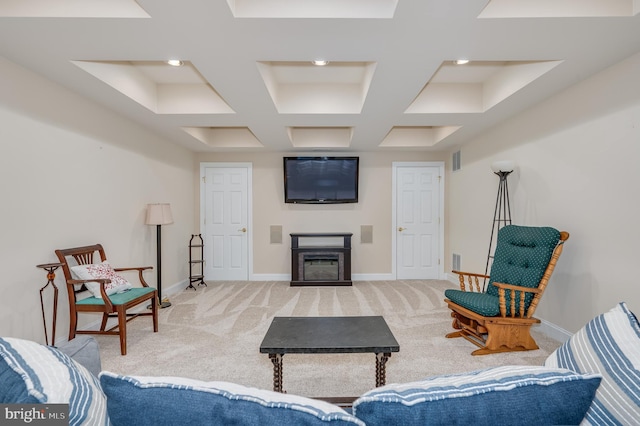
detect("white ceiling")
[1,0,639,152]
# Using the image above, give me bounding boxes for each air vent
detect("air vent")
[452,150,461,171]
[452,253,461,271]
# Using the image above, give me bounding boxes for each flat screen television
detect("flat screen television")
[283,156,359,204]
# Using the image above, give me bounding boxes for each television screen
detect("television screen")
[284,157,359,204]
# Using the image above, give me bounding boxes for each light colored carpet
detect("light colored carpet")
[96,280,561,398]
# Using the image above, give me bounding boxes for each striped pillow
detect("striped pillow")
[0,337,108,426]
[545,302,640,425]
[99,372,364,426]
[352,365,601,426]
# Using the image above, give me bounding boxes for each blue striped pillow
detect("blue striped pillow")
[545,302,640,425]
[99,372,364,426]
[352,365,601,426]
[0,337,108,426]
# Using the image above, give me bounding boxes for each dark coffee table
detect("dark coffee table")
[259,316,400,394]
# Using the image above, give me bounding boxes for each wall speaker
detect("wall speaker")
[361,225,373,244]
[270,225,283,244]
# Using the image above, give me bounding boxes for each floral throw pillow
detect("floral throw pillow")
[71,260,133,299]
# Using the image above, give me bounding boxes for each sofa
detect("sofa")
[1,302,639,426]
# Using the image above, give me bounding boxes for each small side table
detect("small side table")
[37,262,63,346]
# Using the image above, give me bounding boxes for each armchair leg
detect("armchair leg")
[69,313,78,341]
[117,306,127,356]
[100,313,109,331]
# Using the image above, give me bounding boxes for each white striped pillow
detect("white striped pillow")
[0,337,108,426]
[352,365,601,426]
[545,302,640,425]
[99,372,364,425]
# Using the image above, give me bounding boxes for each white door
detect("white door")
[201,163,252,280]
[394,163,443,279]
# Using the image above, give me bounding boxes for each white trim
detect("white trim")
[199,162,253,281]
[352,273,396,281]
[251,273,289,281]
[250,273,396,282]
[536,319,572,343]
[445,272,459,284]
[391,161,445,279]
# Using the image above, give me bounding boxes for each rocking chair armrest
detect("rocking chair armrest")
[492,282,543,294]
[493,282,541,318]
[452,270,490,293]
[451,270,490,279]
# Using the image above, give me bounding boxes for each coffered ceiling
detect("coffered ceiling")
[1,0,639,152]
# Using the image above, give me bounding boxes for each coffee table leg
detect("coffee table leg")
[269,353,284,392]
[375,352,391,387]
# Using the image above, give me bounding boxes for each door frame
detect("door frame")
[199,162,253,281]
[391,161,445,280]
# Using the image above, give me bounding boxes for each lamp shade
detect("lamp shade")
[145,203,173,225]
[491,160,516,173]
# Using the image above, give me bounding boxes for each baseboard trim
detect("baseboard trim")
[250,274,289,281]
[535,319,572,343]
[352,273,395,281]
[250,273,396,281]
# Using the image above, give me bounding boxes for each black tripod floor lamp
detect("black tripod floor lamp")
[485,160,516,281]
[146,203,173,309]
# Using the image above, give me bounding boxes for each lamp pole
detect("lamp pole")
[484,162,515,286]
[146,203,173,308]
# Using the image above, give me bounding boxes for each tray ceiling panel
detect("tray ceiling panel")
[0,0,638,152]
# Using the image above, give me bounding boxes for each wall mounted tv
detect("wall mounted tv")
[284,156,359,204]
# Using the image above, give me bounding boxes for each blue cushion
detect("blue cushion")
[0,337,109,426]
[352,365,601,426]
[545,302,640,425]
[99,372,364,426]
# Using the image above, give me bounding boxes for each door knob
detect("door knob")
[398,227,405,232]
[239,227,247,232]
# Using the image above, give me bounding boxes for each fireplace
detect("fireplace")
[290,233,352,286]
[302,253,341,281]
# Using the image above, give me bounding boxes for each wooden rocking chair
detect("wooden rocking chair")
[444,225,569,355]
[55,244,158,355]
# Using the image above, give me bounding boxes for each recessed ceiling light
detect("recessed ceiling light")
[312,60,329,66]
[167,59,184,67]
[454,59,469,65]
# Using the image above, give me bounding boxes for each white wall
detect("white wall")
[0,58,196,344]
[447,52,640,333]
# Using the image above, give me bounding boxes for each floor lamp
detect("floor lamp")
[146,203,173,308]
[484,160,515,284]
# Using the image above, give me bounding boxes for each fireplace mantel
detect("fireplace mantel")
[290,233,352,286]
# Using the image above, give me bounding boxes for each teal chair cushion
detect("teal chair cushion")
[445,225,561,317]
[76,286,155,305]
[444,290,501,317]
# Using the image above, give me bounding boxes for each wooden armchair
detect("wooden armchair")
[55,244,158,355]
[444,225,569,355]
